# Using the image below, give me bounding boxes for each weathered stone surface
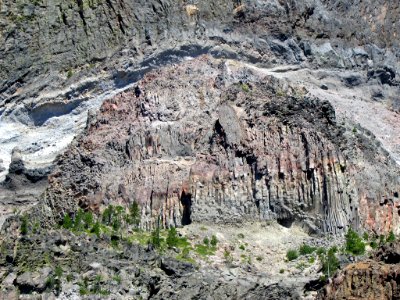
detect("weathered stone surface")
[318,260,400,300]
[38,56,400,234]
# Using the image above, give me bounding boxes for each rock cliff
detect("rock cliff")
[39,56,400,235]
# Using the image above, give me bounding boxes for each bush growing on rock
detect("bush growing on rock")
[211,235,218,247]
[20,214,29,235]
[345,229,365,255]
[286,249,299,261]
[299,244,316,255]
[387,231,396,243]
[166,227,179,248]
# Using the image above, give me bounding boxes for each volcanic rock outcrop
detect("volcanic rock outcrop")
[39,56,400,235]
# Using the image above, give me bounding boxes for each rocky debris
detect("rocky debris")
[15,267,52,293]
[37,56,400,235]
[0,227,304,299]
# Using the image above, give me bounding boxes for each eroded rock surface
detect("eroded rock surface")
[318,242,400,300]
[39,56,400,234]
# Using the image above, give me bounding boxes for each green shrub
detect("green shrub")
[127,202,141,227]
[286,249,299,261]
[62,214,73,229]
[299,244,316,255]
[166,227,179,248]
[279,269,285,274]
[150,225,162,248]
[256,256,263,261]
[316,247,326,256]
[239,244,245,251]
[20,214,29,235]
[210,235,218,247]
[237,233,245,239]
[195,244,214,256]
[203,237,210,246]
[387,231,396,243]
[370,240,378,249]
[241,83,250,93]
[362,232,369,240]
[321,247,339,277]
[90,221,101,237]
[345,229,365,255]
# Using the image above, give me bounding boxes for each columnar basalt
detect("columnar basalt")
[40,56,400,234]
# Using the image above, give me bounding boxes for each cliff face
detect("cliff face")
[40,56,400,234]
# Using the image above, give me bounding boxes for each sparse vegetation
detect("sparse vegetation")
[20,214,29,235]
[241,83,250,93]
[320,247,339,277]
[299,244,316,255]
[286,249,299,261]
[387,231,396,243]
[345,229,365,255]
[210,235,218,247]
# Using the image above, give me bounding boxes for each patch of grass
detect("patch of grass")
[239,244,245,251]
[308,256,316,264]
[200,226,208,231]
[112,274,121,284]
[299,244,316,255]
[316,247,326,256]
[286,249,299,261]
[176,247,195,264]
[195,244,215,256]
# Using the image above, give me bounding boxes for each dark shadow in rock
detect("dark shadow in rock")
[181,191,192,226]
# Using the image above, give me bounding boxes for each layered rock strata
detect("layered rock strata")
[39,56,400,234]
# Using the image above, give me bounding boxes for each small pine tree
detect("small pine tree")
[150,219,162,248]
[203,237,210,246]
[90,221,101,237]
[63,214,73,229]
[128,202,141,227]
[210,235,218,247]
[166,227,179,248]
[83,211,93,229]
[102,205,114,226]
[20,214,29,235]
[321,247,339,277]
